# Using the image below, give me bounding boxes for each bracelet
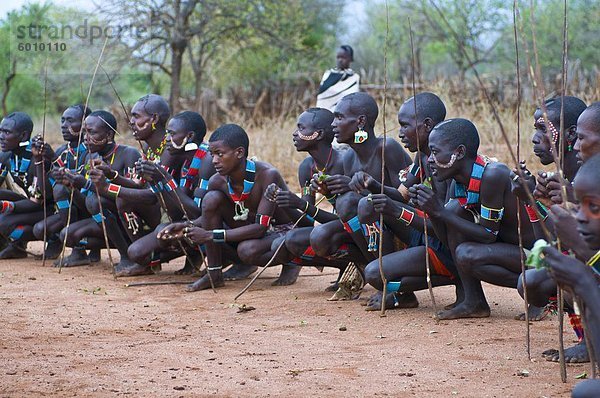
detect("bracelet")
[524,204,538,222]
[108,170,119,181]
[397,208,415,226]
[212,229,226,243]
[303,201,310,213]
[107,183,121,199]
[35,160,44,165]
[164,179,177,192]
[326,194,337,204]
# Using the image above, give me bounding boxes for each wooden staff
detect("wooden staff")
[409,17,437,316]
[378,0,390,316]
[58,37,111,273]
[41,58,49,267]
[513,0,531,361]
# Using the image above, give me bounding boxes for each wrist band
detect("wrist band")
[212,229,226,243]
[480,205,504,222]
[107,183,121,199]
[326,194,337,205]
[149,184,160,194]
[397,207,414,226]
[535,201,548,221]
[524,204,539,223]
[256,214,272,227]
[208,266,223,271]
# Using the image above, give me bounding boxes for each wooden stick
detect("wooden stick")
[41,58,49,267]
[234,195,327,301]
[409,17,437,317]
[378,0,390,317]
[58,37,110,273]
[513,0,530,361]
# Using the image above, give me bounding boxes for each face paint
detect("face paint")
[298,129,319,141]
[432,152,457,169]
[536,117,559,152]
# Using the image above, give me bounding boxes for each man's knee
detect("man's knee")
[284,229,308,257]
[364,260,382,288]
[237,240,261,264]
[116,197,133,213]
[310,224,335,257]
[454,242,479,271]
[335,192,361,222]
[32,221,45,240]
[201,190,227,214]
[357,196,378,224]
[52,184,70,201]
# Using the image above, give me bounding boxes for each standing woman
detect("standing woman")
[316,45,360,112]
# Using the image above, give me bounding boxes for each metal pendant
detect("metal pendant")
[233,201,249,221]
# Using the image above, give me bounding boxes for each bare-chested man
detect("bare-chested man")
[411,118,535,319]
[158,123,294,292]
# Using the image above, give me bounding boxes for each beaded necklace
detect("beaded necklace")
[9,141,32,186]
[454,155,487,209]
[145,135,167,163]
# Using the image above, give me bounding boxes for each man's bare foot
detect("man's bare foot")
[223,264,257,280]
[271,264,301,286]
[54,249,91,267]
[40,239,62,260]
[365,292,419,311]
[0,243,28,259]
[514,304,550,321]
[436,302,491,320]
[115,261,153,277]
[89,249,101,263]
[187,270,225,292]
[546,341,590,363]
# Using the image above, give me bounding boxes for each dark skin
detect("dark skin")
[411,129,535,320]
[574,107,600,165]
[265,111,349,286]
[542,172,600,383]
[0,117,51,258]
[310,98,411,263]
[158,140,293,292]
[357,100,456,310]
[336,48,352,70]
[58,115,141,269]
[125,117,216,276]
[32,106,91,260]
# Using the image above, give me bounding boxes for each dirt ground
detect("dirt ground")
[0,242,586,397]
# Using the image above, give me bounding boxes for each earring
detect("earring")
[568,142,573,152]
[354,126,368,144]
[151,122,156,131]
[184,141,198,151]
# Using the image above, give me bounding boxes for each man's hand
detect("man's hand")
[542,246,596,296]
[510,161,536,202]
[91,158,115,179]
[136,159,165,182]
[409,184,443,217]
[546,174,575,205]
[89,168,108,193]
[368,194,399,217]
[349,171,377,193]
[323,175,352,195]
[62,169,87,189]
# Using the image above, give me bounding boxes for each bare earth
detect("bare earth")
[0,242,584,397]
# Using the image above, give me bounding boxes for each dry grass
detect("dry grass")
[35,80,591,193]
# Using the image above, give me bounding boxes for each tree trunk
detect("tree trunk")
[2,60,16,115]
[169,45,185,114]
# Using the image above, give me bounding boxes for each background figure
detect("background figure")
[316,45,360,112]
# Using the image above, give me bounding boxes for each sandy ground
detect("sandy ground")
[0,242,587,397]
